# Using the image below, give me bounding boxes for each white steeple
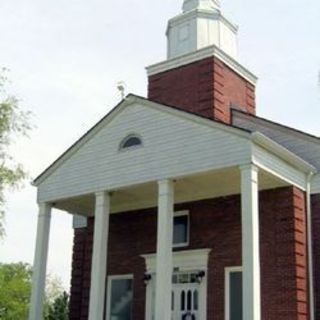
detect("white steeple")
[182,0,220,12]
[167,0,238,60]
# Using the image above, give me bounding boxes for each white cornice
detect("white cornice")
[251,132,317,174]
[146,44,258,85]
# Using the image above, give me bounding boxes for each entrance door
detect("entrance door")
[143,249,210,320]
[172,285,199,319]
[172,272,200,320]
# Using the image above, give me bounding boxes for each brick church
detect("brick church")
[28,1,320,320]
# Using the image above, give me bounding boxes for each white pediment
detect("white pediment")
[36,96,252,203]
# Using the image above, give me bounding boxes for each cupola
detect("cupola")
[147,0,258,124]
[167,0,238,60]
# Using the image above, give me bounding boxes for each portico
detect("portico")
[28,95,315,320]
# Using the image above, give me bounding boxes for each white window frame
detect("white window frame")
[105,274,134,320]
[225,266,242,320]
[173,210,190,248]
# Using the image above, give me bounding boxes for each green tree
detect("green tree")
[0,262,32,319]
[0,68,31,238]
[44,292,69,320]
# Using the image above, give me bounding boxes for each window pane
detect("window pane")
[193,290,198,310]
[173,215,188,245]
[110,278,133,320]
[187,290,192,311]
[181,291,185,311]
[230,272,242,320]
[122,137,141,148]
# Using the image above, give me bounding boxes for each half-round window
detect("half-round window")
[119,134,142,150]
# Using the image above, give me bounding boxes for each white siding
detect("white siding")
[37,103,251,202]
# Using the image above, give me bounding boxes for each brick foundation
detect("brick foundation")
[148,56,256,124]
[69,186,309,320]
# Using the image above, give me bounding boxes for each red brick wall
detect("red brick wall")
[69,187,309,320]
[312,194,320,318]
[69,220,94,320]
[148,56,256,124]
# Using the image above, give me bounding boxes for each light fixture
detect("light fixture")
[143,273,152,286]
[196,270,205,283]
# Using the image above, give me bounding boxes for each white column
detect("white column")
[155,179,174,320]
[88,191,111,320]
[240,164,261,320]
[29,203,52,320]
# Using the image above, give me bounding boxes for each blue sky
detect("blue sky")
[0,0,319,289]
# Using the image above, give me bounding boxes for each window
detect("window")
[106,275,133,320]
[173,211,189,247]
[119,134,142,150]
[225,267,242,320]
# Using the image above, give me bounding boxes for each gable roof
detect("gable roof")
[33,94,251,186]
[232,109,320,170]
[232,108,320,143]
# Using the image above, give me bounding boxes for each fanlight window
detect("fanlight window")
[119,134,142,150]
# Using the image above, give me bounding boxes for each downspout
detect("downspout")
[306,172,315,320]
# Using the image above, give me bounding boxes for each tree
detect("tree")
[44,291,69,320]
[0,262,32,320]
[0,262,68,320]
[0,68,31,238]
[43,275,69,320]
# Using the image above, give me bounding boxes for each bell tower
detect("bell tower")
[168,0,238,60]
[147,0,257,124]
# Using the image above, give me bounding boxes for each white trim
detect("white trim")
[146,44,258,85]
[141,249,211,274]
[224,266,243,320]
[253,158,306,192]
[72,215,87,229]
[142,249,211,320]
[306,175,315,320]
[105,274,134,320]
[252,132,316,174]
[173,210,190,248]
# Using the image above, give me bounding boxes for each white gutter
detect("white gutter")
[307,173,315,320]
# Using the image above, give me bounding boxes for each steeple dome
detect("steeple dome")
[182,0,220,12]
[167,0,238,59]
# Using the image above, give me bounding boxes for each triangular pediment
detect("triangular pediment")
[36,95,252,203]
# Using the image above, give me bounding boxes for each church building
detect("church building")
[28,1,320,319]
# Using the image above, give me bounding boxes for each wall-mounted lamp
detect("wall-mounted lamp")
[196,270,205,283]
[143,273,152,286]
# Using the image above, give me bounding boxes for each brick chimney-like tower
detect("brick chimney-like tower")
[147,0,257,124]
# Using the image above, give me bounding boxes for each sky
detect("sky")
[0,0,319,290]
